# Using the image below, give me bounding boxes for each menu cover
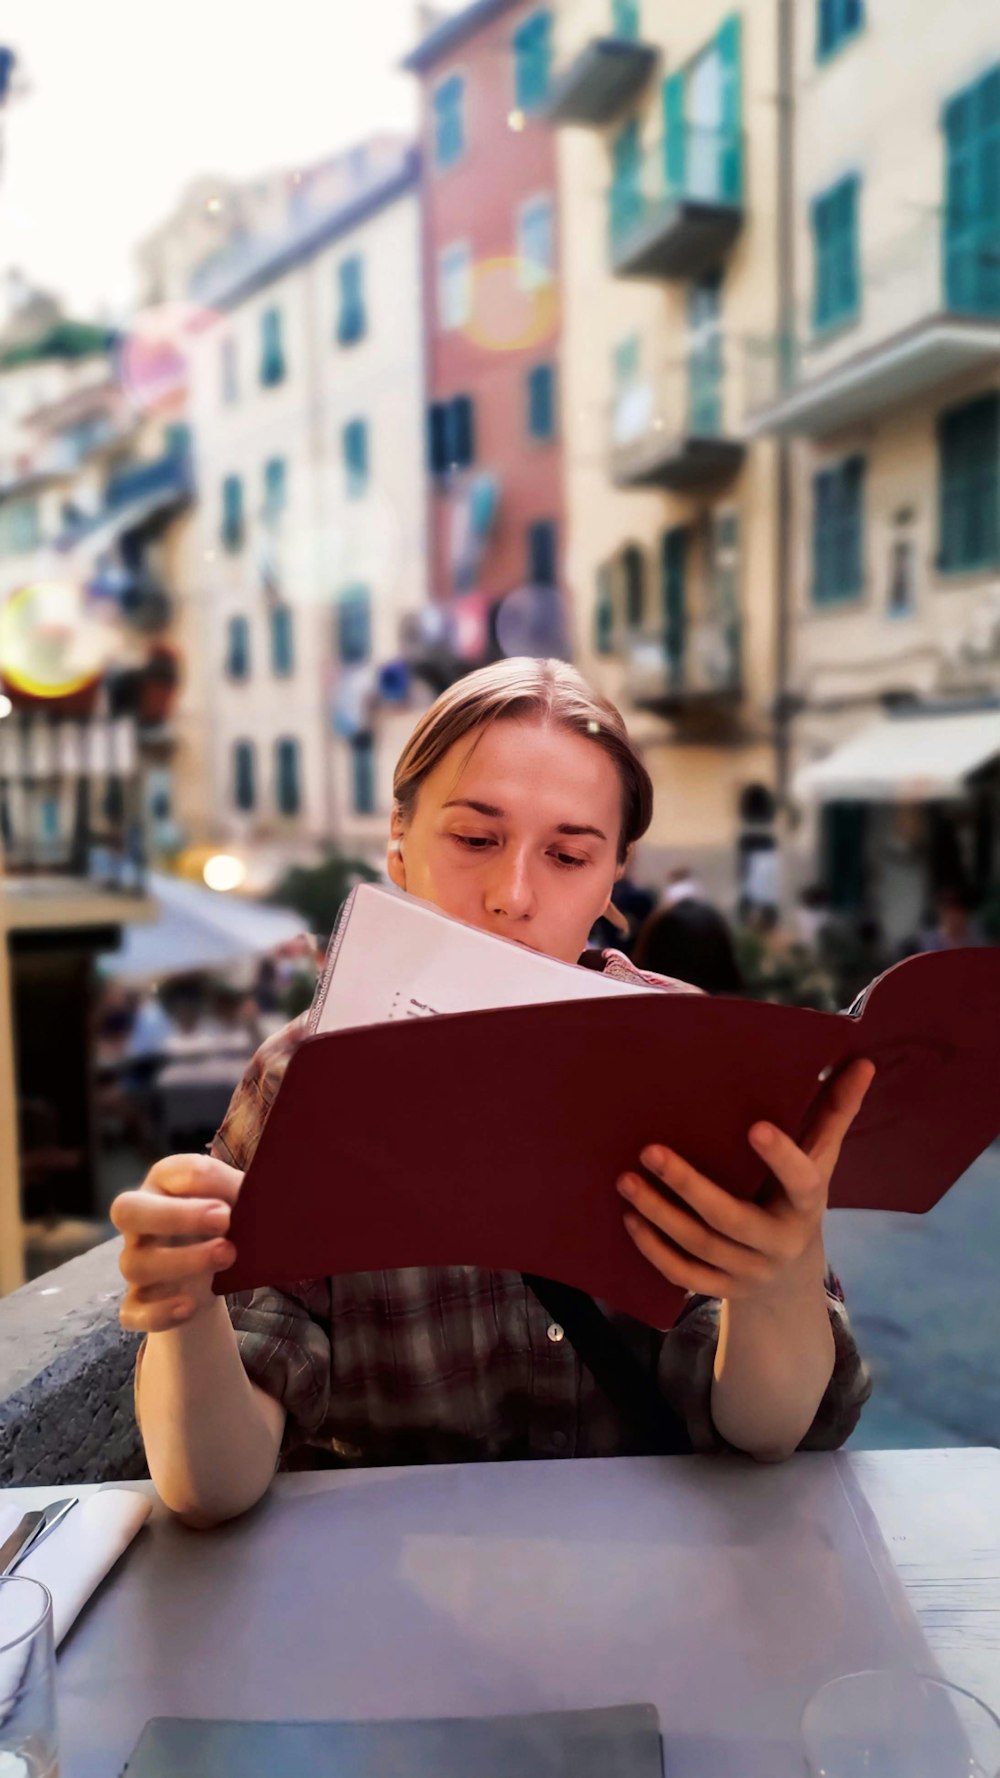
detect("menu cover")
[216,891,1000,1328]
[119,1703,664,1778]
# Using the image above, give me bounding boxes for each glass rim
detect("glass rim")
[803,1667,1000,1733]
[0,1574,54,1653]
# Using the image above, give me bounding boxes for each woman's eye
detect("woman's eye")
[553,852,587,869]
[452,834,493,851]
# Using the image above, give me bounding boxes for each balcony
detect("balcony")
[610,356,744,492]
[0,714,155,936]
[548,35,658,128]
[746,214,1000,439]
[608,126,744,282]
[626,618,742,717]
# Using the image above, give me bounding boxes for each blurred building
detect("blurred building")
[550,0,783,905]
[184,140,430,885]
[748,0,1000,945]
[405,0,570,674]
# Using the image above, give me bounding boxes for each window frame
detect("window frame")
[517,192,556,291]
[433,70,467,170]
[511,9,553,116]
[811,173,861,334]
[526,362,557,441]
[811,454,867,607]
[437,240,473,333]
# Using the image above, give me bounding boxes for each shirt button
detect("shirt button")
[546,1322,564,1343]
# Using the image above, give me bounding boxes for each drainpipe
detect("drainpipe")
[774,0,796,809]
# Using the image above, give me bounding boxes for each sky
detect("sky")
[0,0,456,321]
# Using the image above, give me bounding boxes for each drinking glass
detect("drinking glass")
[802,1669,1000,1778]
[0,1577,59,1778]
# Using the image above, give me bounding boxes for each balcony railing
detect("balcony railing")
[608,126,744,281]
[745,211,1000,437]
[547,0,658,129]
[0,714,147,891]
[626,617,742,716]
[610,354,744,491]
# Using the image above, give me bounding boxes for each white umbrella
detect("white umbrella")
[101,871,307,983]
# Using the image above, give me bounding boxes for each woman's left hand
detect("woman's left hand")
[617,1057,876,1303]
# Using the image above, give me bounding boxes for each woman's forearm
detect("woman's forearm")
[710,1246,835,1461]
[136,1295,286,1527]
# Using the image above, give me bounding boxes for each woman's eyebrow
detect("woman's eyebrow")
[442,799,607,842]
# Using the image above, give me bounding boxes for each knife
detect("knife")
[0,1511,44,1578]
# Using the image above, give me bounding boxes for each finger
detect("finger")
[622,1210,732,1298]
[802,1057,876,1166]
[119,1293,198,1335]
[143,1153,244,1204]
[637,1146,777,1253]
[617,1173,774,1282]
[111,1191,231,1241]
[748,1122,825,1214]
[119,1238,235,1289]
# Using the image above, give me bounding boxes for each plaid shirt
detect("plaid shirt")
[208,950,871,1469]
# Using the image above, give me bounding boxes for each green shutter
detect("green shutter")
[663,72,686,195]
[276,739,301,816]
[351,734,376,815]
[716,14,743,203]
[623,545,645,628]
[594,565,615,655]
[271,606,294,675]
[943,66,1000,316]
[662,528,687,684]
[612,0,640,40]
[938,394,1000,571]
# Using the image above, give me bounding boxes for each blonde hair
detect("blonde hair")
[393,658,653,865]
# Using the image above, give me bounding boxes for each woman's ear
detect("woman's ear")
[386,812,407,890]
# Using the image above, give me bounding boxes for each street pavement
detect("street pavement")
[827,1141,1000,1450]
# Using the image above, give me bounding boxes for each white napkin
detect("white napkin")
[0,1489,151,1647]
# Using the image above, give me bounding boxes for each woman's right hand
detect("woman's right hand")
[111,1154,243,1334]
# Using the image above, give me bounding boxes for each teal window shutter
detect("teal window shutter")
[662,527,688,683]
[513,11,552,113]
[594,565,615,655]
[688,273,723,434]
[270,605,294,676]
[610,119,643,246]
[812,175,860,330]
[275,738,301,816]
[263,456,287,522]
[612,0,640,41]
[527,364,556,439]
[351,733,376,815]
[226,614,251,680]
[717,14,743,202]
[943,66,1000,316]
[527,519,558,584]
[818,0,864,62]
[343,418,370,496]
[337,586,372,664]
[434,74,465,167]
[812,455,866,603]
[233,741,256,812]
[663,71,686,196]
[337,256,367,345]
[938,393,1000,571]
[260,307,286,386]
[623,544,645,628]
[449,395,475,468]
[221,474,244,552]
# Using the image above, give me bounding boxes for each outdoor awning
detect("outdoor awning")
[100,871,307,982]
[794,710,1000,803]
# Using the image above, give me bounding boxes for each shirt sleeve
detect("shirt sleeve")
[656,1272,873,1455]
[211,1016,334,1453]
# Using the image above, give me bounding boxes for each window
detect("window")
[260,306,286,386]
[220,336,238,404]
[612,0,640,40]
[594,564,615,655]
[662,526,689,682]
[342,418,370,497]
[275,738,301,816]
[663,14,743,205]
[513,11,552,113]
[225,614,251,680]
[232,741,256,812]
[943,66,1000,316]
[337,585,372,664]
[623,544,645,628]
[526,364,557,440]
[527,519,558,586]
[887,516,917,617]
[937,393,1000,572]
[688,272,723,434]
[817,0,864,61]
[433,73,465,168]
[610,120,643,243]
[812,176,860,331]
[221,474,244,552]
[0,497,40,555]
[336,255,367,346]
[812,456,866,604]
[270,605,294,675]
[263,456,287,524]
[428,395,476,474]
[351,733,376,815]
[437,242,472,332]
[518,195,555,289]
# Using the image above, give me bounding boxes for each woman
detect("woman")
[112,660,873,1527]
[632,898,745,996]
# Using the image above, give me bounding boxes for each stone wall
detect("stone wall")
[0,1238,146,1486]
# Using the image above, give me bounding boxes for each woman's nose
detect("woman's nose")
[484,848,535,918]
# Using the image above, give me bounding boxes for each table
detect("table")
[8,1448,1000,1778]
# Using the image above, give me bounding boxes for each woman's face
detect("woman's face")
[387,719,624,964]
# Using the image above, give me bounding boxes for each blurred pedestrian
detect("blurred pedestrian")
[633,898,745,995]
[918,886,987,953]
[660,864,705,908]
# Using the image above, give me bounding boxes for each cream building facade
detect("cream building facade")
[748,0,1000,942]
[186,144,430,886]
[550,0,784,905]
